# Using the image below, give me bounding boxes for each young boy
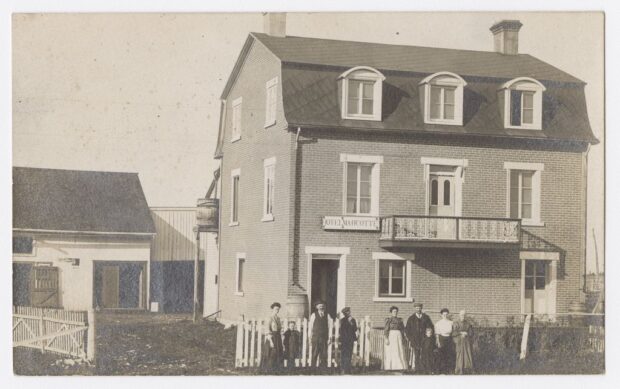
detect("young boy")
[283,321,301,368]
[419,327,438,374]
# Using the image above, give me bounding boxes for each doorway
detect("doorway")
[311,258,339,319]
[523,260,550,314]
[94,261,147,310]
[428,165,457,239]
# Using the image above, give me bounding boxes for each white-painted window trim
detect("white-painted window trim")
[262,157,276,222]
[12,235,36,257]
[504,162,544,226]
[339,66,385,121]
[305,246,350,313]
[231,97,243,142]
[265,77,278,128]
[420,157,468,217]
[229,168,241,226]
[235,252,246,296]
[420,72,467,126]
[372,252,414,302]
[520,254,558,315]
[500,77,545,130]
[341,154,383,217]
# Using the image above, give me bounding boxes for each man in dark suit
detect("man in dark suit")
[309,301,331,368]
[405,302,434,371]
[338,307,357,374]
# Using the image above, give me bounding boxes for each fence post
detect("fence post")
[87,310,96,362]
[235,317,243,367]
[520,314,532,360]
[364,316,371,367]
[39,310,45,352]
[301,317,308,367]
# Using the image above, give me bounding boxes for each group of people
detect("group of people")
[261,300,474,375]
[383,303,474,374]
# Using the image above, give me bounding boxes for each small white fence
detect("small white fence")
[13,306,95,361]
[235,316,374,368]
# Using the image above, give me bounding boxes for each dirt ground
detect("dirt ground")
[13,311,604,376]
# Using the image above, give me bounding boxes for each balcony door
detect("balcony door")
[428,166,457,239]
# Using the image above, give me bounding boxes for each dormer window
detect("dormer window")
[420,72,467,126]
[339,66,385,121]
[500,77,545,130]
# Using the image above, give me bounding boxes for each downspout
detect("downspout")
[290,127,302,291]
[582,142,591,294]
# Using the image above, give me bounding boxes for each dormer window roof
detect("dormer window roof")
[500,77,546,130]
[419,71,467,126]
[339,66,385,121]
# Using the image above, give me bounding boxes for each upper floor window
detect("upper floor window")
[500,77,545,130]
[265,77,278,128]
[504,162,544,226]
[230,168,241,226]
[262,157,276,222]
[340,154,383,216]
[231,97,242,142]
[13,236,34,255]
[339,66,385,121]
[420,72,467,126]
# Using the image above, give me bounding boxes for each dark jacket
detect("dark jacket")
[283,329,301,359]
[405,313,434,347]
[339,317,358,346]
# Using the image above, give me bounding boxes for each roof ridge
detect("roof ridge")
[13,166,139,175]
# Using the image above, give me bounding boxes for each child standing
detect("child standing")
[419,327,438,374]
[283,321,301,368]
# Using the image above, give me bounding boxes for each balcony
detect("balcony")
[379,215,521,249]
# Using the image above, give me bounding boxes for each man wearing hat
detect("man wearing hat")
[405,302,434,371]
[339,307,357,374]
[308,300,331,368]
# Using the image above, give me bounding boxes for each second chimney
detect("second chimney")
[263,12,286,37]
[490,20,523,55]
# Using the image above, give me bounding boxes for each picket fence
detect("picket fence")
[13,306,95,360]
[236,316,381,368]
[588,325,605,353]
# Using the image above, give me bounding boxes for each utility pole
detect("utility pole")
[193,226,201,323]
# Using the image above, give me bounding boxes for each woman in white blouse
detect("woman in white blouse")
[434,308,455,374]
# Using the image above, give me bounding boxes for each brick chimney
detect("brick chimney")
[263,12,286,37]
[490,20,523,55]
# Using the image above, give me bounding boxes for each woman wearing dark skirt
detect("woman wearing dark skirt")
[452,310,474,374]
[434,308,455,374]
[262,302,284,371]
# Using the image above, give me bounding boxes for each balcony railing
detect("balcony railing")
[380,215,521,247]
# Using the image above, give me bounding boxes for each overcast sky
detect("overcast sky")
[12,12,604,271]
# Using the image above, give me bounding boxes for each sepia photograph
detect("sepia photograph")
[4,4,610,384]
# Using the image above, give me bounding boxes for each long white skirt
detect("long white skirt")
[383,330,407,370]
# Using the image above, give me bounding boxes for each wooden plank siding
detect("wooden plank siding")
[150,208,207,262]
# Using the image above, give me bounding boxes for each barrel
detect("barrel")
[196,198,219,229]
[285,294,308,319]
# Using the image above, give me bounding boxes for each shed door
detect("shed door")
[30,266,60,308]
[101,265,120,309]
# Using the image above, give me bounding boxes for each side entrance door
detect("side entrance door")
[524,260,549,314]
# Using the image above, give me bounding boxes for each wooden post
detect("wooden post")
[235,320,243,367]
[193,227,201,323]
[249,319,256,367]
[520,314,532,360]
[86,310,96,362]
[364,316,371,367]
[302,317,308,367]
[39,310,45,352]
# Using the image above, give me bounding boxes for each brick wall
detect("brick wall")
[218,39,294,321]
[295,129,585,324]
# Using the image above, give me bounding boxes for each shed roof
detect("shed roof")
[13,167,155,235]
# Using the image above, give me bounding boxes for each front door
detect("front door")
[311,259,339,319]
[524,260,549,314]
[429,167,456,239]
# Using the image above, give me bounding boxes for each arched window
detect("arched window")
[500,77,545,130]
[419,72,467,126]
[339,66,385,121]
[443,180,451,206]
[431,179,439,206]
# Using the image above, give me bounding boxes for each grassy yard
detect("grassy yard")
[13,312,604,375]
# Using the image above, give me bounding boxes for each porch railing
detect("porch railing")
[380,215,521,243]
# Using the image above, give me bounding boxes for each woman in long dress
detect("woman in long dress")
[452,310,474,374]
[263,302,284,371]
[383,306,407,370]
[434,308,455,374]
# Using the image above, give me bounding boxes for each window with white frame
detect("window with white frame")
[373,252,414,302]
[420,72,467,125]
[265,77,278,128]
[504,162,544,226]
[263,157,276,221]
[339,66,385,121]
[500,77,545,130]
[341,154,383,216]
[13,236,34,255]
[235,253,246,296]
[230,168,240,225]
[231,97,242,142]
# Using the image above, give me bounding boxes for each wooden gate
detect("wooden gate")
[13,306,94,360]
[235,316,372,368]
[31,266,60,308]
